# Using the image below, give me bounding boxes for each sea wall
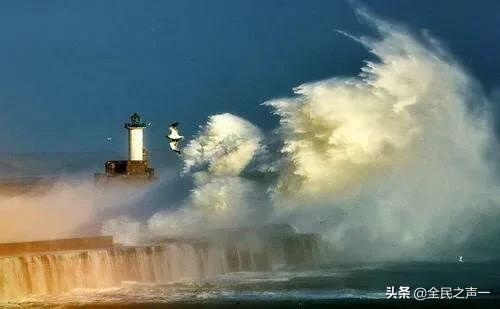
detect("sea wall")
[0,242,221,300]
[0,232,323,301]
[0,236,113,256]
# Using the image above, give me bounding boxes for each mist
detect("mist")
[0,177,154,243]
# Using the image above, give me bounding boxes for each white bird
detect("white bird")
[106,137,112,142]
[168,122,183,140]
[167,122,183,154]
[458,256,464,263]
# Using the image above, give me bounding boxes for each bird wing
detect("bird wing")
[169,141,180,153]
[168,124,183,140]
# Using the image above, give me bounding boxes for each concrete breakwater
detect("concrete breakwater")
[0,226,324,301]
[0,236,113,256]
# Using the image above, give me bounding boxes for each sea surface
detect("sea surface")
[7,261,500,308]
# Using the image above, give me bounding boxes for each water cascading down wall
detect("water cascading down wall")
[0,234,322,301]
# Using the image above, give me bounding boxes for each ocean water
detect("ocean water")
[8,261,500,308]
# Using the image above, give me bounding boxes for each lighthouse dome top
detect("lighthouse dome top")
[125,112,147,129]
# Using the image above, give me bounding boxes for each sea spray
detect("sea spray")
[144,9,500,262]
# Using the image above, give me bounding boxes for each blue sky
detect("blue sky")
[0,0,499,153]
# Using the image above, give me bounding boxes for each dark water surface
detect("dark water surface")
[11,261,500,308]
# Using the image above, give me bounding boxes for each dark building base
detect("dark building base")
[95,160,156,183]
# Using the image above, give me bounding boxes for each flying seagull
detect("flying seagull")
[458,256,464,263]
[106,137,113,142]
[167,122,183,154]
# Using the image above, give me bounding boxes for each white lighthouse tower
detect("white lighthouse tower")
[125,113,147,161]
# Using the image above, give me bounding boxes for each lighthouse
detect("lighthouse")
[125,113,147,161]
[95,113,155,183]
